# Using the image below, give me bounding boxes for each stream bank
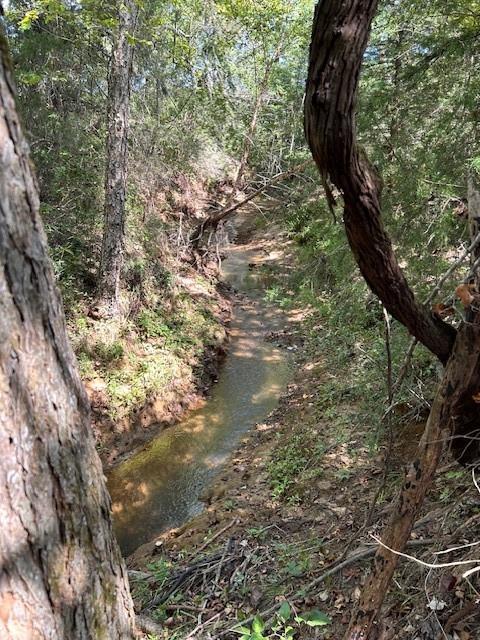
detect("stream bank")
[75,258,232,471]
[69,174,238,471]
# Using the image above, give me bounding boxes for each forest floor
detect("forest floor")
[127,214,480,640]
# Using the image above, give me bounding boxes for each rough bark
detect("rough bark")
[304,0,456,364]
[97,1,137,316]
[0,35,136,639]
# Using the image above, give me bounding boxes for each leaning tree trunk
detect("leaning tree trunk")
[97,1,137,317]
[304,0,456,365]
[304,1,480,638]
[0,34,136,640]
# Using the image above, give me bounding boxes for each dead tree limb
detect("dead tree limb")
[191,162,310,247]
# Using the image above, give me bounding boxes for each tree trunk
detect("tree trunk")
[97,1,137,317]
[0,35,136,640]
[304,0,456,365]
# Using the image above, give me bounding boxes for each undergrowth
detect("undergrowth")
[260,187,461,505]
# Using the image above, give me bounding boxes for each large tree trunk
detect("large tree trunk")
[97,1,137,317]
[0,34,136,640]
[304,0,456,365]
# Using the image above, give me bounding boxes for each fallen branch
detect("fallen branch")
[136,614,164,637]
[372,535,480,572]
[142,553,224,611]
[192,518,238,558]
[184,612,221,640]
[191,162,311,246]
[142,542,243,614]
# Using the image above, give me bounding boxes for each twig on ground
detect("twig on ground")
[214,538,234,589]
[217,539,434,637]
[184,612,221,640]
[193,519,238,558]
[371,534,480,572]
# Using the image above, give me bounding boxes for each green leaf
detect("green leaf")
[278,601,292,621]
[296,610,331,627]
[252,616,265,633]
[471,156,480,174]
[19,8,41,31]
[18,71,43,86]
[234,626,252,635]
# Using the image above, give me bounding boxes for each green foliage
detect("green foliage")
[234,604,330,639]
[268,434,309,500]
[146,558,172,587]
[94,341,125,365]
[137,309,174,340]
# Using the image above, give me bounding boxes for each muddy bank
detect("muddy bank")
[86,287,232,471]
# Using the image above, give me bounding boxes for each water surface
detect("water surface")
[107,243,290,555]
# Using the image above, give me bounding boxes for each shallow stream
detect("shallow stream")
[107,240,290,556]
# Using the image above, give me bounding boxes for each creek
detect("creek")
[107,237,291,556]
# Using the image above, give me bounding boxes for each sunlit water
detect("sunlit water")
[107,243,290,555]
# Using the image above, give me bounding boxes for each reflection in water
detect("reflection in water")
[107,244,290,555]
